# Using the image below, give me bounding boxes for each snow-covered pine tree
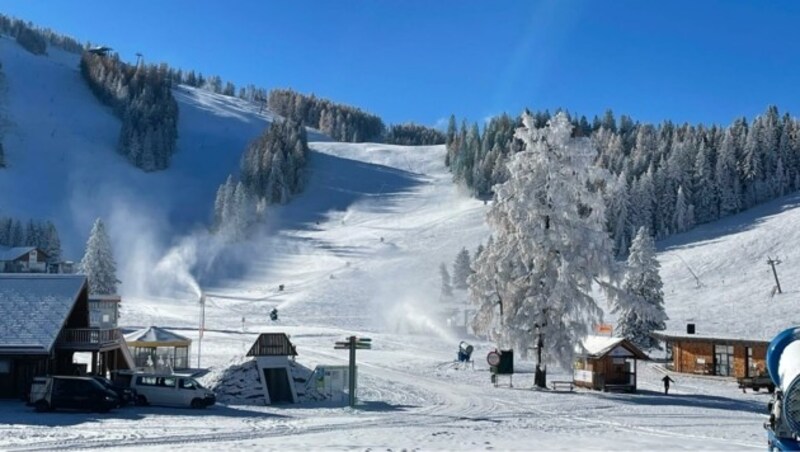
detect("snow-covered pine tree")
[452,248,472,290]
[440,263,453,297]
[469,112,620,370]
[673,185,692,233]
[615,227,668,349]
[79,218,119,295]
[43,221,61,262]
[10,220,24,246]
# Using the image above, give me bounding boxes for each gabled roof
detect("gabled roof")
[247,333,297,357]
[124,326,191,346]
[579,335,649,360]
[0,274,87,355]
[0,246,44,261]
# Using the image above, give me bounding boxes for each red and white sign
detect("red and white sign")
[487,351,501,367]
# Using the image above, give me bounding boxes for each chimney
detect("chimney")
[687,323,696,335]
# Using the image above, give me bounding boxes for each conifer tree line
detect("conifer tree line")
[0,216,62,261]
[385,123,446,146]
[267,88,386,142]
[80,52,179,171]
[213,119,310,237]
[0,14,84,55]
[447,106,800,256]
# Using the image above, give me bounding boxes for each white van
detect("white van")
[129,374,215,408]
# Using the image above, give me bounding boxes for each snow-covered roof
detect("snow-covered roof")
[579,335,649,359]
[125,326,191,346]
[0,274,87,354]
[0,246,38,261]
[653,330,770,344]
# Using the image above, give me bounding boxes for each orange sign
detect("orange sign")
[595,324,613,336]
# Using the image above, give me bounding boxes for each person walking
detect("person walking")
[662,375,675,394]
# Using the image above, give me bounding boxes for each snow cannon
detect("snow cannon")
[458,342,474,363]
[765,328,800,450]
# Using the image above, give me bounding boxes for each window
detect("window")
[160,377,176,387]
[0,359,10,374]
[714,344,734,377]
[137,376,158,386]
[179,379,196,390]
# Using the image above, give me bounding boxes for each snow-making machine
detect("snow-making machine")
[765,328,800,450]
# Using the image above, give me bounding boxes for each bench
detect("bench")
[550,380,574,391]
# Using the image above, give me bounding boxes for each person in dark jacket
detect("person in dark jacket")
[662,375,675,394]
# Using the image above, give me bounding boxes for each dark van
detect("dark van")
[31,376,118,413]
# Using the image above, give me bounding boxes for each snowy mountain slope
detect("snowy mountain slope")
[659,191,800,340]
[0,35,325,259]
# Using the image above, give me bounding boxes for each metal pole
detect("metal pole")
[198,294,205,368]
[768,257,783,294]
[349,335,356,408]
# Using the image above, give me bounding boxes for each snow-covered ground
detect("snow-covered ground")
[0,137,776,450]
[0,36,791,450]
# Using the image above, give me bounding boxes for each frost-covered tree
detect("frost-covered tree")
[673,185,692,233]
[469,112,620,370]
[79,218,119,294]
[10,220,24,246]
[439,263,453,297]
[452,248,472,290]
[614,227,667,349]
[43,221,61,262]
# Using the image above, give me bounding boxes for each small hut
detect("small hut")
[247,333,298,404]
[573,336,649,392]
[125,326,191,371]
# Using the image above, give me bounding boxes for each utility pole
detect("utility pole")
[768,256,783,294]
[198,293,206,368]
[348,336,356,407]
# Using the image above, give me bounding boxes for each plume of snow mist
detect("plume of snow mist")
[385,299,457,344]
[152,236,203,299]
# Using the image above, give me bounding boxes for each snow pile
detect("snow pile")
[201,356,265,406]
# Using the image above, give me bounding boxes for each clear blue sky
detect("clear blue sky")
[3,1,799,128]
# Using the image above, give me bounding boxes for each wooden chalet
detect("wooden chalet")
[573,336,649,392]
[0,246,48,273]
[0,275,133,399]
[653,326,769,379]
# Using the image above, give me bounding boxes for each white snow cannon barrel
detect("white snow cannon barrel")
[767,328,800,440]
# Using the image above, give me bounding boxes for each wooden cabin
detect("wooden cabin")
[0,274,132,399]
[0,246,48,273]
[652,329,768,378]
[573,336,649,392]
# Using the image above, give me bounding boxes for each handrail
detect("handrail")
[59,328,121,345]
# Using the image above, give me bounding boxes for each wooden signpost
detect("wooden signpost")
[334,336,372,407]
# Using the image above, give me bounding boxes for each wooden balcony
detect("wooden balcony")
[57,328,123,351]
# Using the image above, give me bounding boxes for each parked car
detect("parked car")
[92,376,137,406]
[31,376,119,413]
[129,373,215,408]
[738,375,776,393]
